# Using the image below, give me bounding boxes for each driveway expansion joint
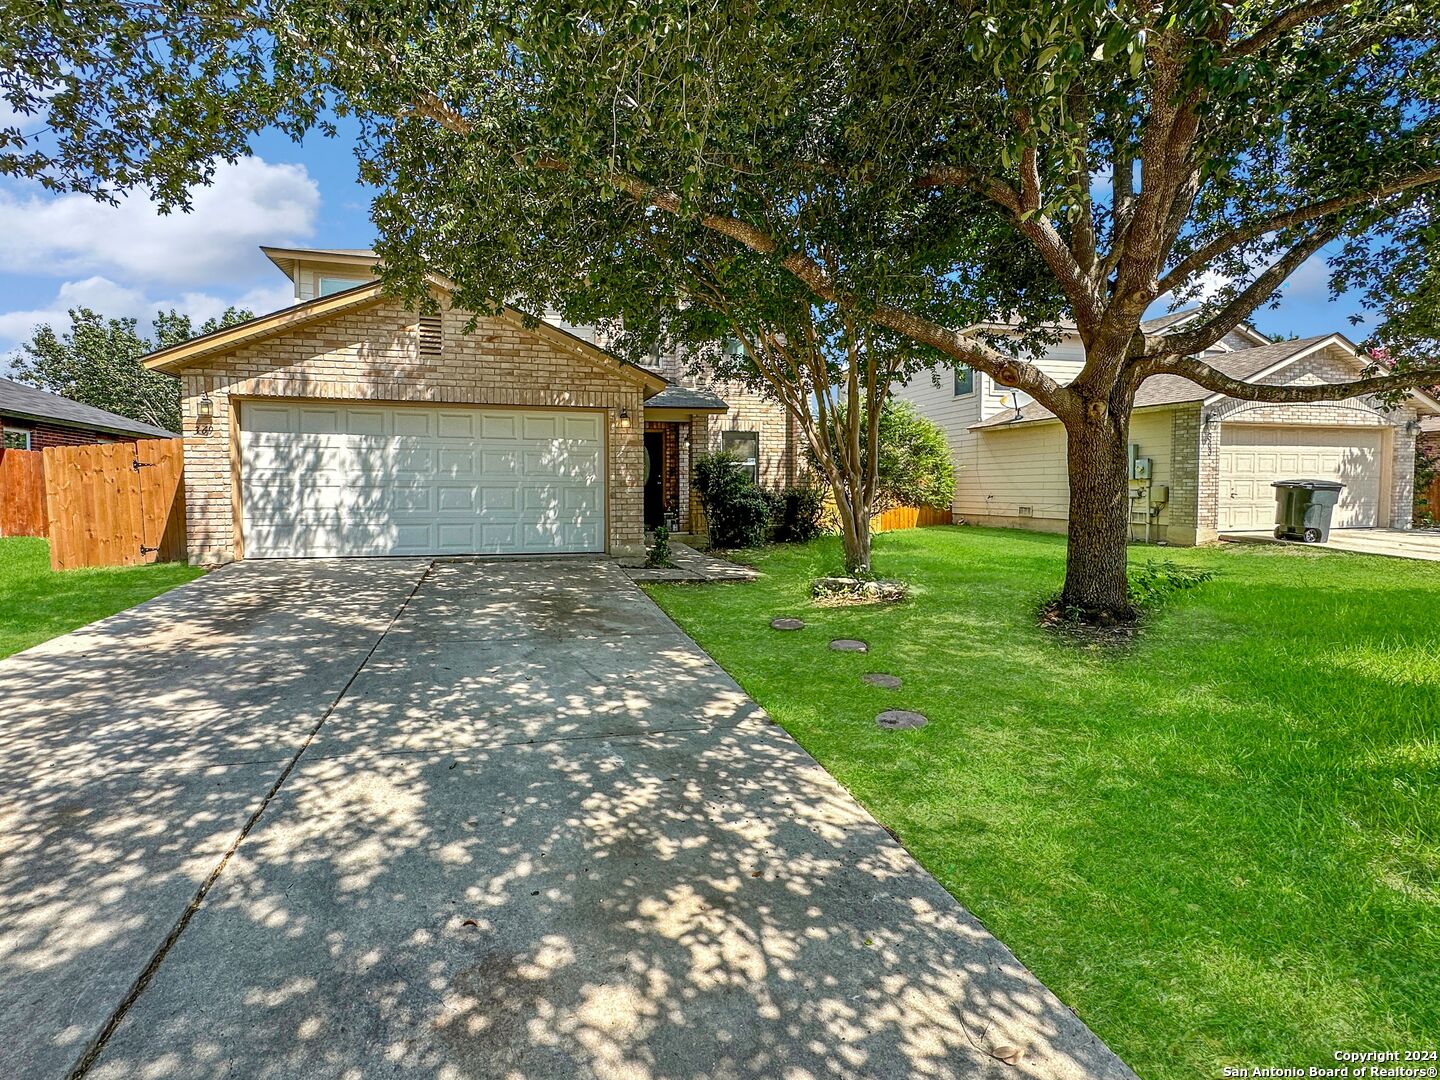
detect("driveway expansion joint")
[63,560,436,1080]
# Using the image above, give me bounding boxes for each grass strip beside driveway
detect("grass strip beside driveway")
[645,525,1440,1080]
[0,537,203,659]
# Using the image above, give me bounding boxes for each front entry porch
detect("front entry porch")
[643,421,687,531]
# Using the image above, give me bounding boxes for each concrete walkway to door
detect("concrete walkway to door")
[0,557,1135,1080]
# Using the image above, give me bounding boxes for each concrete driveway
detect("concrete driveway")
[1222,527,1440,561]
[0,558,1134,1080]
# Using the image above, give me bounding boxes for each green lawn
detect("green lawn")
[0,537,203,659]
[645,526,1440,1080]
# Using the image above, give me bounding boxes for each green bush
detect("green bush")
[773,483,827,543]
[694,450,772,550]
[1127,560,1216,607]
[804,400,956,511]
[645,525,674,568]
[875,400,956,510]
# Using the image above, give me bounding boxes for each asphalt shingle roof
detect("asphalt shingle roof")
[644,384,729,411]
[972,335,1335,430]
[0,377,178,438]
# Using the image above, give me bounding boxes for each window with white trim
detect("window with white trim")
[318,276,367,297]
[953,366,974,396]
[722,430,759,483]
[2,427,31,450]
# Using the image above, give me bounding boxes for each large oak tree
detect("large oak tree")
[8,0,1440,617]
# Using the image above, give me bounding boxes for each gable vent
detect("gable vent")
[416,315,443,357]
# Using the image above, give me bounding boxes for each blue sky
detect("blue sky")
[0,124,1372,369]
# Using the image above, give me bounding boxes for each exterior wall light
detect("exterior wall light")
[197,393,215,435]
[618,407,630,426]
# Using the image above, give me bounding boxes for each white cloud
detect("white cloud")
[0,156,320,287]
[0,276,297,370]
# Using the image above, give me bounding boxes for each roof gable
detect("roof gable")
[141,278,667,394]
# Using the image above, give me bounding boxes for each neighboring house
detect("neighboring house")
[141,245,798,564]
[894,312,1440,545]
[0,377,177,450]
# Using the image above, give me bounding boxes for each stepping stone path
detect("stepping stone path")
[862,673,902,689]
[876,709,928,731]
[829,638,869,652]
[770,618,805,631]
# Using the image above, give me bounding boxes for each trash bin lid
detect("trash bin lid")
[1270,478,1345,491]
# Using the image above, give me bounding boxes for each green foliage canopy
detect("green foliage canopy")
[11,307,253,433]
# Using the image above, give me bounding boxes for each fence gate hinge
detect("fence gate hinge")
[131,459,157,471]
[139,545,160,555]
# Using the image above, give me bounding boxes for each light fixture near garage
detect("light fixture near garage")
[618,407,631,426]
[196,393,215,435]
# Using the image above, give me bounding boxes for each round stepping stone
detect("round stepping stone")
[770,617,805,631]
[862,673,902,689]
[829,638,869,652]
[876,709,928,731]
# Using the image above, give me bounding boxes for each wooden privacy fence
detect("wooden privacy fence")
[872,504,953,533]
[40,438,186,570]
[0,447,47,538]
[1425,474,1440,523]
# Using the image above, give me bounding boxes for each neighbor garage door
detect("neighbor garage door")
[1217,424,1384,531]
[238,401,605,557]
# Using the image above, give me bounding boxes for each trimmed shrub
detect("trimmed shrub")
[645,525,674,568]
[773,483,827,543]
[694,450,772,550]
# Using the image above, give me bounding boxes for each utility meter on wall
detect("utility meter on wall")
[1132,456,1152,481]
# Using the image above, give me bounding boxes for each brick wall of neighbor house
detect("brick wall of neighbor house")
[178,296,646,564]
[1197,348,1421,538]
[0,418,138,450]
[1167,405,1203,546]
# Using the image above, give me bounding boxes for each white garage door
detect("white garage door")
[1218,425,1383,531]
[239,401,606,557]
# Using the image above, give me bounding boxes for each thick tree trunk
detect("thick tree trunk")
[1059,410,1135,622]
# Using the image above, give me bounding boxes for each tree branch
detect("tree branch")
[1148,354,1440,404]
[408,91,1065,405]
[1226,0,1349,60]
[1157,225,1339,356]
[1157,166,1440,295]
[913,165,1020,213]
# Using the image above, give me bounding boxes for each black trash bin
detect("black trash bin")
[1271,479,1345,543]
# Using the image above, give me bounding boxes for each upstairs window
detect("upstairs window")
[722,430,759,483]
[953,366,974,396]
[318,276,367,297]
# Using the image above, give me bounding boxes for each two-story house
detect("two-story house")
[140,245,798,563]
[895,311,1440,545]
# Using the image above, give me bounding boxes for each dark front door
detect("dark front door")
[643,431,665,528]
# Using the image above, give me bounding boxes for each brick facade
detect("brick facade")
[1197,349,1421,540]
[1167,405,1203,545]
[177,296,648,564]
[683,381,799,534]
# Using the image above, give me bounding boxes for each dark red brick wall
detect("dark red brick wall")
[1,417,139,451]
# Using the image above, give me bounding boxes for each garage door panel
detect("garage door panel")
[240,402,606,557]
[1219,425,1382,531]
